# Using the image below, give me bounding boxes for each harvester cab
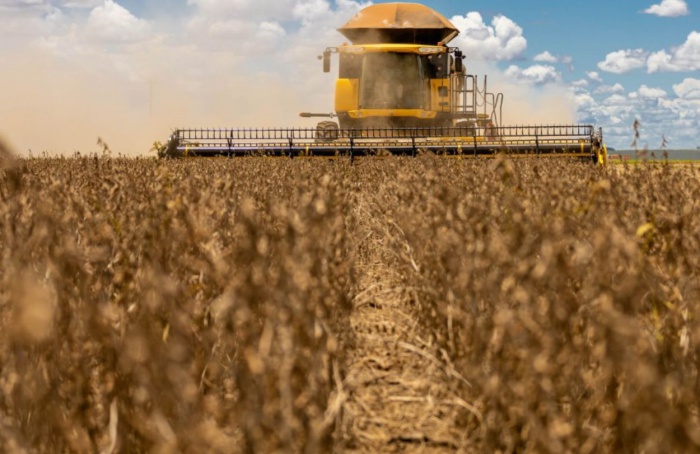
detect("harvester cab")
[161,3,607,164]
[304,3,503,138]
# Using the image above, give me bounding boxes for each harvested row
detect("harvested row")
[339,164,470,451]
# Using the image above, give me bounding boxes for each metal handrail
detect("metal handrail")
[174,125,595,142]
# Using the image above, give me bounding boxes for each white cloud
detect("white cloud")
[186,0,369,53]
[560,55,574,71]
[647,31,700,72]
[0,0,99,14]
[658,97,700,122]
[534,51,557,63]
[257,21,286,42]
[505,64,561,85]
[586,71,603,82]
[85,0,150,43]
[575,82,700,149]
[0,0,47,10]
[187,0,296,22]
[293,0,331,25]
[58,0,102,8]
[3,0,698,151]
[0,2,69,46]
[574,92,595,108]
[594,83,625,94]
[450,12,527,61]
[193,16,287,49]
[636,85,668,98]
[0,0,376,155]
[673,78,700,99]
[643,0,689,17]
[598,49,648,74]
[531,51,573,71]
[603,94,627,105]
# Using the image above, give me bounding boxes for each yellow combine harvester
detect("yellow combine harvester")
[162,3,607,164]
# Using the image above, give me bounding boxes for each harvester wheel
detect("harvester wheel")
[315,121,339,142]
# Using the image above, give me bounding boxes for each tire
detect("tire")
[315,121,339,142]
[454,120,477,137]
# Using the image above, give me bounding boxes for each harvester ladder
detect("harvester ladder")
[450,74,503,127]
[451,74,477,118]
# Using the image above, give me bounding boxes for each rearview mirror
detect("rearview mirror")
[454,50,463,74]
[323,50,331,73]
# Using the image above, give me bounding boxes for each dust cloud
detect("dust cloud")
[0,48,330,157]
[0,46,575,156]
[466,61,577,126]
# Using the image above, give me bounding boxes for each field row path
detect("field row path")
[338,194,472,452]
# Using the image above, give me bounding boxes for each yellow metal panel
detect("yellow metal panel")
[335,79,359,112]
[339,3,456,30]
[338,44,446,54]
[347,109,437,119]
[430,79,450,112]
[338,3,458,44]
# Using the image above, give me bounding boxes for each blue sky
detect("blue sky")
[1,0,698,153]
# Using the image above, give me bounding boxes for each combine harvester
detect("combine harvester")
[162,3,607,164]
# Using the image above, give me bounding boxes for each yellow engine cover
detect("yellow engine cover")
[335,79,359,112]
[430,79,450,112]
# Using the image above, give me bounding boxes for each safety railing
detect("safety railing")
[173,125,595,142]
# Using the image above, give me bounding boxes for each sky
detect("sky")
[0,0,698,155]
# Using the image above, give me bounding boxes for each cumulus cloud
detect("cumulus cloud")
[257,21,286,41]
[647,31,700,72]
[3,0,697,151]
[505,64,561,85]
[597,31,700,75]
[0,0,69,51]
[586,71,603,82]
[560,55,574,71]
[186,0,296,21]
[602,94,627,106]
[532,51,573,71]
[598,49,648,74]
[187,0,369,53]
[594,83,625,94]
[0,0,99,15]
[85,0,150,43]
[0,0,375,154]
[191,16,286,52]
[450,12,527,61]
[57,0,102,8]
[293,0,332,24]
[0,0,48,11]
[575,81,699,148]
[636,85,668,98]
[574,92,595,109]
[533,51,557,63]
[643,0,689,17]
[673,78,700,99]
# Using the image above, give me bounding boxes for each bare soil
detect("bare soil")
[337,195,474,453]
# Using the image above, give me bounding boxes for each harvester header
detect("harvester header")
[161,2,607,164]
